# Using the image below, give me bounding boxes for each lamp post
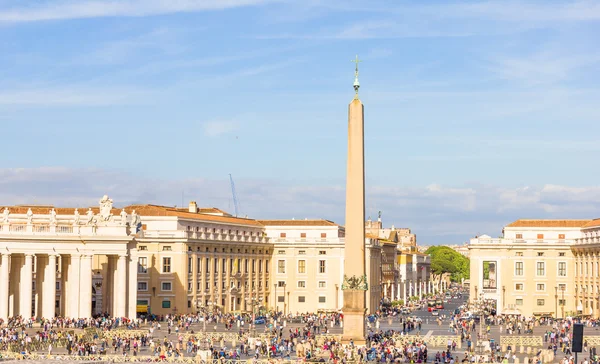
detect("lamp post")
[554,286,558,319]
[335,284,339,310]
[561,286,565,319]
[245,296,258,336]
[274,283,278,312]
[502,286,506,314]
[283,283,287,315]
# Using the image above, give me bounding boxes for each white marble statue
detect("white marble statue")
[73,208,80,224]
[49,208,57,225]
[120,209,128,225]
[131,210,141,231]
[86,208,95,224]
[2,207,9,223]
[99,195,114,221]
[26,208,33,224]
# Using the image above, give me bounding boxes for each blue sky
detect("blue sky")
[1,0,599,244]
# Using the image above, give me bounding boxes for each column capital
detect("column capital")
[24,253,34,258]
[0,252,11,257]
[118,254,128,259]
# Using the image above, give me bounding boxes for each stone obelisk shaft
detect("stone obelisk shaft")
[342,97,366,343]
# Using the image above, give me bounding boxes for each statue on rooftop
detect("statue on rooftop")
[49,208,57,225]
[74,208,80,225]
[26,208,33,224]
[2,208,9,223]
[120,209,128,225]
[99,195,114,222]
[86,208,95,225]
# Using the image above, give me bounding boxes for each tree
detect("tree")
[426,246,470,284]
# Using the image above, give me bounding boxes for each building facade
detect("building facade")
[469,219,589,317]
[260,220,344,314]
[572,218,600,317]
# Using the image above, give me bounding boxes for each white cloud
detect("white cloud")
[0,85,154,106]
[0,0,275,23]
[2,167,598,244]
[202,120,238,137]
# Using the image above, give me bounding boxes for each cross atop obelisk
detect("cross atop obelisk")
[351,55,362,98]
[342,55,367,344]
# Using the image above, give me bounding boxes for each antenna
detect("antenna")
[229,174,240,217]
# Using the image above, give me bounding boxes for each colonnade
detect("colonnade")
[0,251,137,321]
[189,252,269,313]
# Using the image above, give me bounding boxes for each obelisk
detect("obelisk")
[342,55,367,344]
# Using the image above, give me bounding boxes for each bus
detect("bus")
[427,300,436,312]
[436,299,444,310]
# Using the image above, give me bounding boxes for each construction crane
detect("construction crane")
[229,174,240,217]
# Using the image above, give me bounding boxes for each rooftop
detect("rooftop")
[583,219,600,229]
[258,219,338,227]
[506,219,592,228]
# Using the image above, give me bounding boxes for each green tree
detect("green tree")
[425,246,470,284]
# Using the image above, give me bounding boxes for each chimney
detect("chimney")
[189,201,198,213]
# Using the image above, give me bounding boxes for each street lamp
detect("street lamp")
[283,282,287,315]
[554,286,558,319]
[274,283,278,312]
[561,286,565,319]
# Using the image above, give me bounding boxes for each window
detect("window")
[300,233,306,238]
[558,262,567,277]
[137,282,148,291]
[516,252,523,256]
[536,262,545,276]
[278,281,286,287]
[297,281,306,288]
[321,233,327,238]
[162,257,171,273]
[515,283,524,291]
[277,250,285,255]
[559,299,566,306]
[278,296,284,303]
[161,282,172,291]
[537,234,544,239]
[559,284,566,291]
[319,250,326,255]
[515,262,524,276]
[139,246,148,251]
[188,282,192,292]
[558,234,565,240]
[298,296,306,303]
[537,252,544,256]
[162,300,171,309]
[163,246,172,251]
[319,296,326,303]
[56,282,61,291]
[559,252,566,257]
[298,260,306,274]
[278,260,285,274]
[536,284,545,291]
[280,233,286,238]
[298,250,306,255]
[515,234,523,239]
[188,257,193,273]
[266,260,269,273]
[319,281,327,288]
[138,257,148,273]
[319,260,326,274]
[515,299,523,306]
[537,299,545,306]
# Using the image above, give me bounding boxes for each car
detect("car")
[254,317,266,325]
[432,309,439,316]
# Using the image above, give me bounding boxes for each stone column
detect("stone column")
[225,256,231,313]
[217,257,223,310]
[0,253,10,321]
[209,256,215,305]
[79,255,93,318]
[9,255,21,317]
[68,254,81,318]
[115,254,127,317]
[42,255,57,319]
[20,254,34,318]
[128,251,138,319]
[200,257,206,306]
[262,257,267,306]
[192,253,198,310]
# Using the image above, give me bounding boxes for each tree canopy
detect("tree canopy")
[425,246,470,283]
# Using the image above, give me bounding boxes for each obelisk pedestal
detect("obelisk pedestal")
[341,60,367,344]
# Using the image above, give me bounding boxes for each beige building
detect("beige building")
[260,219,344,314]
[469,219,589,318]
[572,218,600,317]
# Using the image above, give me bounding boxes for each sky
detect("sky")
[1,0,599,245]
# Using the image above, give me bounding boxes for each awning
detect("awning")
[136,305,148,313]
[502,308,522,315]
